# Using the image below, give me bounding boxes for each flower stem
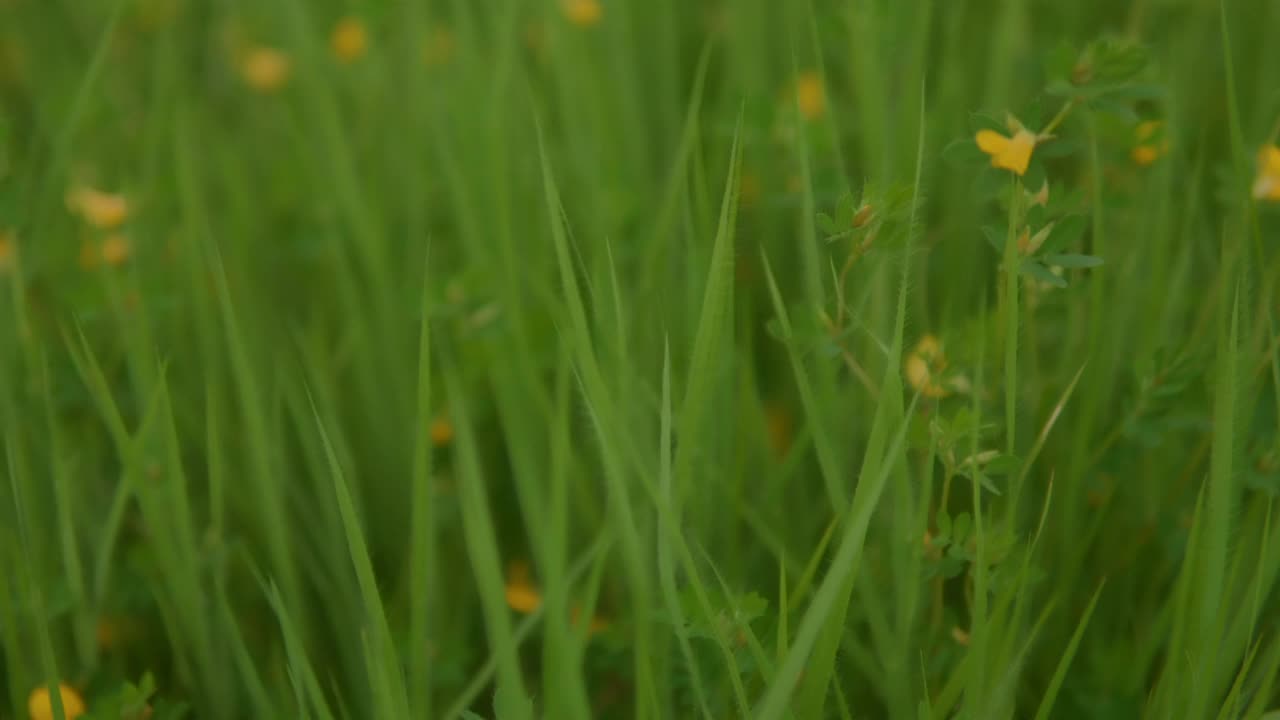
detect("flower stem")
[1003,176,1023,458]
[1040,99,1078,138]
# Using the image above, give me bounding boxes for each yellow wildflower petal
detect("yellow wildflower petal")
[562,0,602,27]
[904,335,949,399]
[330,17,368,63]
[999,130,1036,175]
[1135,120,1162,142]
[904,354,932,394]
[66,187,129,230]
[794,72,826,120]
[240,46,290,92]
[505,583,541,613]
[1131,121,1167,166]
[505,563,542,613]
[976,128,1035,176]
[975,129,1009,156]
[1254,145,1280,201]
[28,683,87,720]
[101,234,131,267]
[1131,145,1160,166]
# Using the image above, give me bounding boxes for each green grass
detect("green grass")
[3,0,1280,718]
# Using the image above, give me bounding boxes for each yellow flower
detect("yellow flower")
[794,71,826,120]
[1253,145,1280,201]
[66,187,129,230]
[975,117,1037,176]
[79,235,131,270]
[562,0,602,27]
[429,416,454,447]
[1131,121,1168,166]
[0,230,15,274]
[101,234,131,266]
[423,27,456,66]
[330,17,368,63]
[240,46,290,92]
[27,683,86,720]
[505,562,608,634]
[904,335,949,399]
[505,562,542,613]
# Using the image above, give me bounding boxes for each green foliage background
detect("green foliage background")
[2,0,1280,718]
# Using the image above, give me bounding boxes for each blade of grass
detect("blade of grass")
[1032,581,1105,720]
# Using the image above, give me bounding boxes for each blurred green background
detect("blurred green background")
[2,0,1280,718]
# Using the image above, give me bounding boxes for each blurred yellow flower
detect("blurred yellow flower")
[102,234,131,266]
[80,235,131,270]
[1253,145,1280,201]
[794,71,826,120]
[975,116,1037,176]
[0,230,15,274]
[28,683,86,720]
[429,416,454,447]
[66,187,129,230]
[423,27,456,66]
[505,562,542,613]
[562,0,602,27]
[904,335,949,399]
[505,562,608,633]
[240,46,290,92]
[330,17,368,63]
[1131,121,1167,166]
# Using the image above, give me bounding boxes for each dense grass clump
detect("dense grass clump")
[3,0,1280,718]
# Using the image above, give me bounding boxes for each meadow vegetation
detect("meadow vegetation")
[2,0,1280,718]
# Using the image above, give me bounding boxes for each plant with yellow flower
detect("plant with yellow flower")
[28,683,87,720]
[330,17,368,63]
[80,234,132,270]
[975,115,1042,177]
[1131,120,1168,166]
[562,0,602,28]
[66,186,129,230]
[793,71,826,121]
[904,335,951,399]
[1253,144,1280,201]
[505,562,608,634]
[239,46,290,92]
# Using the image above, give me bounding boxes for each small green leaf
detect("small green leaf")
[1044,253,1104,268]
[943,137,986,167]
[817,212,839,235]
[1040,215,1088,255]
[836,192,855,223]
[1020,261,1069,288]
[982,225,1005,253]
[984,454,1023,476]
